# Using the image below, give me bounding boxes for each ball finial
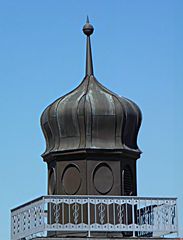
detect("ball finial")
[83,16,94,36]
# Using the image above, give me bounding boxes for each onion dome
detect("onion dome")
[41,17,142,158]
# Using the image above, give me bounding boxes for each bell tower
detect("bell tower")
[40,17,142,198]
[11,18,178,240]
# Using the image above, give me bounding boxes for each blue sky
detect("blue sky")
[0,0,183,239]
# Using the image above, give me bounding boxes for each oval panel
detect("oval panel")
[62,164,81,195]
[93,163,113,194]
[48,167,56,195]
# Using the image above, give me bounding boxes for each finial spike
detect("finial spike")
[82,18,94,76]
[86,15,89,23]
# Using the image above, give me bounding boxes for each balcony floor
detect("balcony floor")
[32,238,182,240]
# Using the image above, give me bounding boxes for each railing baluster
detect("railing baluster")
[87,197,91,237]
[132,198,135,237]
[11,196,178,240]
[175,199,179,237]
[68,197,71,224]
[107,198,109,228]
[49,200,51,225]
[94,198,96,224]
[62,201,64,225]
[138,198,140,237]
[81,199,83,224]
[125,201,128,225]
[113,200,115,226]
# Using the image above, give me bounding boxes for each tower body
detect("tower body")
[41,20,142,200]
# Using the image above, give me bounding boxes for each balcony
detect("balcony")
[11,195,178,240]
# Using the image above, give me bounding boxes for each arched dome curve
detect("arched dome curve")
[40,19,142,157]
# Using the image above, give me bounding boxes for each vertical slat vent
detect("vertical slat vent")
[124,166,133,195]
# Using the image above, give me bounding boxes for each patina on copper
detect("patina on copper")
[41,17,142,202]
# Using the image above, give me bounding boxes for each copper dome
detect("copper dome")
[41,19,142,157]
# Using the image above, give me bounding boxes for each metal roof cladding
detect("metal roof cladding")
[41,17,142,158]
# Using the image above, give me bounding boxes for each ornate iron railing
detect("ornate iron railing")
[11,196,178,240]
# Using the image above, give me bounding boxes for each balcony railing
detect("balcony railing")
[11,195,178,240]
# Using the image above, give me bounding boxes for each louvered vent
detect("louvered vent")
[124,166,133,195]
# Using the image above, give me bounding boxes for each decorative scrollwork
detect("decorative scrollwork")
[117,204,124,224]
[161,205,168,225]
[156,206,161,226]
[98,203,105,224]
[13,216,16,234]
[72,203,79,224]
[28,209,31,229]
[170,205,176,225]
[10,196,178,240]
[23,212,26,230]
[17,215,20,233]
[144,208,149,224]
[150,209,154,225]
[34,207,38,227]
[53,204,60,223]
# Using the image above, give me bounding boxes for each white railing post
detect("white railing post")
[132,198,135,237]
[87,197,91,237]
[175,199,179,237]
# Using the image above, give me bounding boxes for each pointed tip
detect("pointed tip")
[86,15,89,23]
[83,16,94,76]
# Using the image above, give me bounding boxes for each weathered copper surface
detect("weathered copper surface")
[41,18,142,205]
[41,18,142,158]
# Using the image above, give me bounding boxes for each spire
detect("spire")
[82,16,94,76]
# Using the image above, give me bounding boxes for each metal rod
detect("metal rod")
[107,199,109,228]
[62,201,64,225]
[94,198,96,224]
[113,202,115,226]
[87,198,91,237]
[126,202,128,225]
[68,198,71,224]
[81,200,83,224]
[132,198,135,237]
[175,199,179,237]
